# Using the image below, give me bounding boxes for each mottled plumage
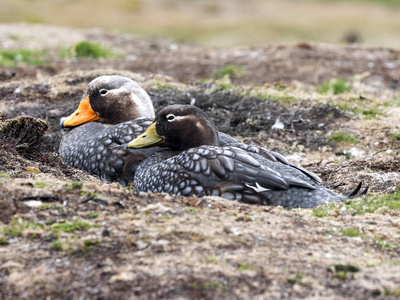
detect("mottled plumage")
[59,75,157,186]
[128,105,358,209]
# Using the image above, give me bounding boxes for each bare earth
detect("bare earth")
[0,24,400,299]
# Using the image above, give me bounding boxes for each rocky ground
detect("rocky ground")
[0,24,400,299]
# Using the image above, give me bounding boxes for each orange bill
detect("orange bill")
[62,97,101,127]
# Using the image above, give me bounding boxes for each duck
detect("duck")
[59,75,159,186]
[128,104,364,209]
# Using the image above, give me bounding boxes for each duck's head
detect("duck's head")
[128,105,219,151]
[61,75,155,128]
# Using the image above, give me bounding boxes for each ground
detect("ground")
[0,24,400,299]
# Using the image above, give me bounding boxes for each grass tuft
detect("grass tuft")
[0,49,48,67]
[328,131,359,144]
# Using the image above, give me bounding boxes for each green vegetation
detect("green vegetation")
[35,181,47,188]
[287,273,305,284]
[80,190,98,197]
[65,182,83,190]
[389,132,400,141]
[0,49,48,67]
[340,228,365,238]
[328,131,359,144]
[376,239,392,249]
[52,241,63,250]
[0,173,11,178]
[239,263,253,271]
[51,221,92,233]
[38,203,62,211]
[0,237,8,245]
[2,217,43,236]
[212,65,245,80]
[317,78,350,95]
[384,287,400,297]
[61,41,120,59]
[328,264,360,280]
[83,239,100,252]
[313,191,400,217]
[87,212,99,219]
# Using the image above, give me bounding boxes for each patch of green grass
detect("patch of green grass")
[212,65,245,80]
[38,203,62,211]
[207,256,218,263]
[375,239,392,249]
[0,173,11,178]
[328,264,360,280]
[361,108,383,119]
[340,228,365,238]
[51,221,91,233]
[287,273,305,284]
[51,241,63,250]
[60,41,119,59]
[35,181,46,188]
[389,132,400,141]
[317,82,331,94]
[239,263,253,271]
[87,212,99,219]
[328,131,359,144]
[332,79,350,95]
[65,182,83,190]
[144,209,151,215]
[0,237,8,245]
[0,49,49,67]
[80,190,97,197]
[2,218,43,236]
[83,239,100,251]
[317,78,350,95]
[384,287,400,297]
[313,190,400,217]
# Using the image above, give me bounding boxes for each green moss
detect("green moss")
[51,241,63,250]
[313,191,400,217]
[212,64,245,80]
[384,287,400,296]
[80,190,97,197]
[287,273,305,284]
[38,203,62,211]
[389,132,400,141]
[65,182,83,190]
[332,79,350,95]
[317,82,331,94]
[328,264,359,280]
[239,263,253,271]
[340,228,365,238]
[317,78,350,95]
[3,217,43,236]
[35,182,46,188]
[75,41,110,58]
[328,131,359,144]
[375,240,392,249]
[0,237,8,245]
[60,41,120,59]
[51,221,91,233]
[0,49,49,67]
[87,212,99,219]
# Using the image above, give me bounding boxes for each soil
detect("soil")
[1,24,400,299]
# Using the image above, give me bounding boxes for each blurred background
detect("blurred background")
[1,0,400,48]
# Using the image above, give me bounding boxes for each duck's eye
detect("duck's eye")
[166,114,175,122]
[99,89,108,96]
